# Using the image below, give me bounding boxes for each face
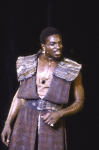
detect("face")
[42,34,63,60]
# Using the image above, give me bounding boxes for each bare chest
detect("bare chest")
[37,58,57,79]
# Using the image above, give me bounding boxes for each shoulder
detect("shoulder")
[16,54,38,81]
[16,54,37,66]
[53,58,82,82]
[61,58,82,69]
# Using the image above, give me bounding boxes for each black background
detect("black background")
[0,1,98,149]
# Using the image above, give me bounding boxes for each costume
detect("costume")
[9,53,82,150]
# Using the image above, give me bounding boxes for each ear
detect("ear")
[41,44,46,50]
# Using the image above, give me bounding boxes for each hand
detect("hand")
[1,124,12,147]
[41,111,61,126]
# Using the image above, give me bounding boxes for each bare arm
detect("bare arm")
[42,72,84,125]
[5,89,23,125]
[1,88,24,146]
[58,72,84,117]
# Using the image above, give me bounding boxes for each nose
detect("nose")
[55,43,61,49]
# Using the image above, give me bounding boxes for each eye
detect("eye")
[49,42,55,46]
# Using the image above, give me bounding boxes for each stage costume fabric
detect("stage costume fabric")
[9,53,82,150]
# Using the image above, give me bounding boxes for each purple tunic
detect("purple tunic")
[8,54,81,150]
[9,75,70,150]
[9,105,67,150]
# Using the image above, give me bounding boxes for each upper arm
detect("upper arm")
[74,72,82,87]
[73,72,84,106]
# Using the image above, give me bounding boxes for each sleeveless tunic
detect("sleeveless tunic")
[9,53,82,150]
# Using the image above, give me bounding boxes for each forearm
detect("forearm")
[1,89,23,146]
[58,85,84,118]
[58,99,84,118]
[5,90,23,126]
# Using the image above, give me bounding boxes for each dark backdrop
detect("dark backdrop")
[0,1,98,150]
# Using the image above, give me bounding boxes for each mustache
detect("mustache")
[53,49,62,52]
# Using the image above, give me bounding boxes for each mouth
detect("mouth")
[54,50,62,56]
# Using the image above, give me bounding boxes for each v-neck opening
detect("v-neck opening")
[35,54,59,100]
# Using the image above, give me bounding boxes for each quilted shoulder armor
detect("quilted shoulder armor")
[53,58,82,81]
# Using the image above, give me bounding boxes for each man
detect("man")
[1,27,84,150]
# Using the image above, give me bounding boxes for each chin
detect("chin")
[53,55,62,60]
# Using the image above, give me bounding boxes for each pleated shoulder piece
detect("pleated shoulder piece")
[16,54,38,81]
[53,58,82,81]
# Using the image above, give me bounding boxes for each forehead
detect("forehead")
[46,34,62,43]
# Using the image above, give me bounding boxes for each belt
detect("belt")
[22,99,62,111]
